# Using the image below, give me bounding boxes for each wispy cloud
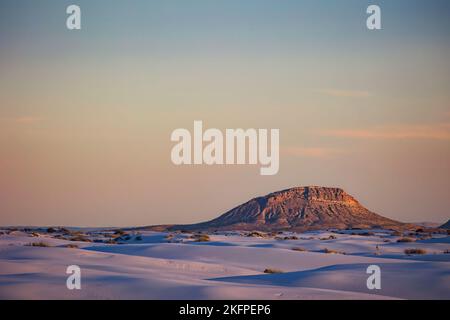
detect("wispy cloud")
[0,116,43,124]
[318,89,371,98]
[322,123,450,141]
[15,116,42,124]
[281,146,343,158]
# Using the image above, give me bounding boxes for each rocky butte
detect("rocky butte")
[148,186,409,232]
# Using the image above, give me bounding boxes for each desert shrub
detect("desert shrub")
[391,231,403,237]
[247,231,267,238]
[114,229,126,235]
[404,248,427,255]
[65,244,79,248]
[283,236,299,240]
[69,235,92,242]
[320,235,337,240]
[291,247,307,252]
[105,239,117,244]
[26,241,50,247]
[323,248,345,255]
[47,227,57,233]
[192,234,210,242]
[263,268,284,274]
[397,237,415,243]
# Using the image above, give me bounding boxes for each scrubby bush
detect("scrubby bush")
[263,268,284,274]
[65,244,79,249]
[26,241,50,247]
[69,235,92,242]
[247,231,267,238]
[191,234,210,242]
[323,248,346,255]
[397,237,415,243]
[404,248,427,255]
[320,235,337,240]
[291,247,307,252]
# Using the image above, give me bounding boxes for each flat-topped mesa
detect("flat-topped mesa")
[165,186,406,232]
[265,186,359,206]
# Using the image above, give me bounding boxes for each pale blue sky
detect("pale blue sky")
[1,1,449,226]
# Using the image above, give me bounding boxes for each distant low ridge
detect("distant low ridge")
[146,186,409,232]
[440,219,450,229]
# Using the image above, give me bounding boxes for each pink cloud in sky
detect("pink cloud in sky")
[281,146,343,158]
[15,116,42,124]
[322,123,450,141]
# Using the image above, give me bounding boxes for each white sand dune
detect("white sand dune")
[0,229,449,299]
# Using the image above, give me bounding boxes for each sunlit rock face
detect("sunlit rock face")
[169,186,406,232]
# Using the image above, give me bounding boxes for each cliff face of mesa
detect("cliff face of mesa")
[170,186,405,231]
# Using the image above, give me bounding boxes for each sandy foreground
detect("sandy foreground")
[0,229,449,299]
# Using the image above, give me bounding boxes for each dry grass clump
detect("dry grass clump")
[246,231,268,238]
[397,237,415,243]
[65,244,79,249]
[323,248,346,255]
[263,268,284,274]
[275,235,299,240]
[404,248,427,255]
[191,234,211,242]
[26,241,50,247]
[69,235,92,242]
[291,247,308,252]
[320,235,337,240]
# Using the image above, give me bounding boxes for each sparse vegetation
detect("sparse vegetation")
[320,235,337,240]
[191,234,211,242]
[26,241,50,247]
[276,235,299,240]
[397,237,415,243]
[263,268,284,274]
[247,231,268,238]
[291,247,307,252]
[69,235,92,242]
[443,249,450,254]
[323,248,346,255]
[404,248,427,255]
[65,244,79,249]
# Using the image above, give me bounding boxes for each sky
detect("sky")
[1,0,450,227]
